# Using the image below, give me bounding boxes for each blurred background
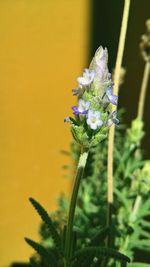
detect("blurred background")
[0,0,149,266]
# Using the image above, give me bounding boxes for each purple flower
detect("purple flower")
[106,87,118,106]
[87,110,103,130]
[107,111,119,127]
[77,69,95,87]
[72,99,91,115]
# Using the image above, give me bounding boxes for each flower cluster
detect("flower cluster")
[65,46,119,147]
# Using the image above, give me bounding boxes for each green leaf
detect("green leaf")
[131,239,150,251]
[61,225,66,252]
[127,263,150,267]
[72,246,130,263]
[25,238,57,267]
[141,220,150,229]
[29,198,62,253]
[138,199,150,218]
[121,261,128,267]
[30,258,41,267]
[73,225,85,236]
[90,227,109,246]
[72,250,98,267]
[114,188,129,210]
[124,160,145,178]
[70,230,77,259]
[141,230,150,239]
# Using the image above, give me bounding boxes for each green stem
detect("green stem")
[122,195,142,253]
[64,147,89,267]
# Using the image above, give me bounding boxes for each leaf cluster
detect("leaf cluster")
[25,197,129,267]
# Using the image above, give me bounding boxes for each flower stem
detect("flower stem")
[64,147,89,267]
[137,61,150,120]
[107,0,131,226]
[101,3,131,263]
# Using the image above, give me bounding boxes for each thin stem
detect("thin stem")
[107,0,131,218]
[101,3,131,266]
[100,3,131,264]
[64,147,89,267]
[137,61,150,120]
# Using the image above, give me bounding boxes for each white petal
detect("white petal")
[94,111,101,118]
[90,123,97,130]
[96,120,103,127]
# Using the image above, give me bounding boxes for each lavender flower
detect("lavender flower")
[65,45,118,147]
[72,99,91,115]
[87,110,103,130]
[107,111,119,127]
[106,87,118,106]
[77,69,95,87]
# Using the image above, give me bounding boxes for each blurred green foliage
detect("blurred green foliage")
[25,111,150,267]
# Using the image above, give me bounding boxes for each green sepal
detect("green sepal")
[90,126,108,147]
[71,125,90,147]
[90,132,107,147]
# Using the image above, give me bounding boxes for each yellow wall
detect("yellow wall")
[0,1,90,266]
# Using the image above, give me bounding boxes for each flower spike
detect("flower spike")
[65,45,119,147]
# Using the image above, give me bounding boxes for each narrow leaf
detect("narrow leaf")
[132,239,150,251]
[25,238,57,267]
[73,246,130,263]
[29,198,61,252]
[141,230,150,239]
[30,258,41,267]
[141,220,150,229]
[90,227,109,246]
